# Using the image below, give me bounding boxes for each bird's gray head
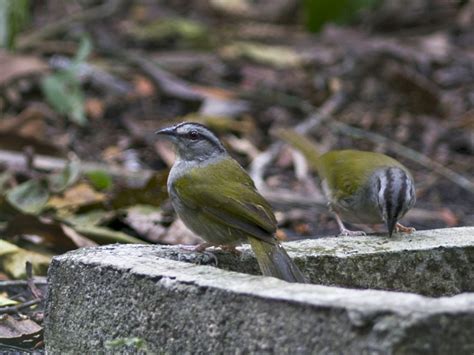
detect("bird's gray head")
[373,167,416,236]
[155,122,226,162]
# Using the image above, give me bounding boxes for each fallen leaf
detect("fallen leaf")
[6,180,49,215]
[85,98,105,119]
[47,183,106,210]
[133,75,156,97]
[0,240,20,256]
[63,209,112,227]
[85,170,113,190]
[0,51,48,85]
[0,293,18,307]
[48,158,82,193]
[125,18,208,46]
[160,218,203,245]
[0,315,42,345]
[220,41,303,68]
[4,214,97,252]
[1,247,51,279]
[123,205,167,243]
[438,208,459,227]
[73,225,145,244]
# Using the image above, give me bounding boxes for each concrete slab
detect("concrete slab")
[45,227,474,353]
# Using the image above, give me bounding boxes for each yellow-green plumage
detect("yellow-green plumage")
[276,128,416,236]
[318,150,407,199]
[159,122,307,282]
[173,158,277,244]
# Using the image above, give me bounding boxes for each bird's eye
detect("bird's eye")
[188,130,199,140]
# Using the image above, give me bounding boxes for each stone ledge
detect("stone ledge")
[45,227,474,353]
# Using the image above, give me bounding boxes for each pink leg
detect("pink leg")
[395,223,416,234]
[334,214,366,236]
[220,245,241,256]
[180,242,213,252]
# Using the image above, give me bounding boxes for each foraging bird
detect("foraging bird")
[277,129,416,237]
[156,122,306,283]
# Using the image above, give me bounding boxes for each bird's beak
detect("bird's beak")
[155,126,177,138]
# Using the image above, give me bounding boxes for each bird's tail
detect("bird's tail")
[248,236,307,283]
[273,128,322,172]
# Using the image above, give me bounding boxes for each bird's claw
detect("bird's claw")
[395,223,416,234]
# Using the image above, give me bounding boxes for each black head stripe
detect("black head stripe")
[394,171,408,219]
[384,168,394,220]
[175,122,225,152]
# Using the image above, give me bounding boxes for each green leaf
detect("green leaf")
[86,170,113,190]
[303,0,380,32]
[63,209,111,227]
[1,248,51,279]
[40,36,92,126]
[0,0,30,49]
[6,179,49,215]
[74,36,92,63]
[48,158,82,193]
[0,294,18,307]
[0,239,20,256]
[41,73,87,126]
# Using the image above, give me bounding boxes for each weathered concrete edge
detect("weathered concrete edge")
[280,227,474,257]
[51,245,474,316]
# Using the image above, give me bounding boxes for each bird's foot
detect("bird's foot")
[337,228,366,237]
[220,245,242,256]
[395,223,416,234]
[178,243,218,265]
[334,213,366,237]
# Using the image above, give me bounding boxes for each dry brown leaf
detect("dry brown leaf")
[4,214,97,252]
[133,75,156,97]
[0,315,42,345]
[161,218,203,245]
[47,183,106,210]
[0,51,48,85]
[85,98,105,120]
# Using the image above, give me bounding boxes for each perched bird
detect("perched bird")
[276,129,416,237]
[156,122,306,283]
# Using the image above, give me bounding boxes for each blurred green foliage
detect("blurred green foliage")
[303,0,379,32]
[0,0,29,49]
[41,36,92,126]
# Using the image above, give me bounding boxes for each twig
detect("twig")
[261,188,326,208]
[49,55,133,95]
[26,262,42,300]
[0,149,152,185]
[96,44,206,103]
[295,90,348,134]
[250,90,348,190]
[329,120,474,194]
[17,0,125,50]
[0,298,42,315]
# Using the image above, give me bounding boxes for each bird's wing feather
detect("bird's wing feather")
[173,158,277,242]
[318,150,406,199]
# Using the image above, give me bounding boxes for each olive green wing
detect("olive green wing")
[173,159,277,242]
[318,150,406,199]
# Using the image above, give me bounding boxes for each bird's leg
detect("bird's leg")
[220,245,242,256]
[334,213,366,236]
[180,242,213,252]
[395,223,416,234]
